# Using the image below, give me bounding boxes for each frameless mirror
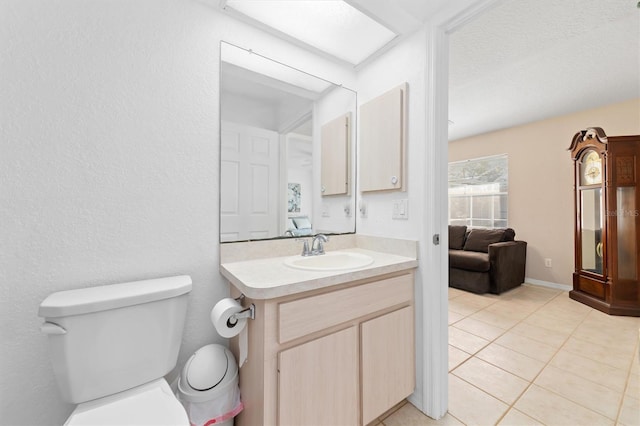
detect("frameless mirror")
[220,42,356,242]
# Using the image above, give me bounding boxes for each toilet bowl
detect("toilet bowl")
[65,379,188,426]
[39,276,192,425]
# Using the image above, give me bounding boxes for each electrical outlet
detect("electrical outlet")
[322,203,330,217]
[544,258,552,268]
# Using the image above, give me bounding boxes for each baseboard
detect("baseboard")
[524,277,572,292]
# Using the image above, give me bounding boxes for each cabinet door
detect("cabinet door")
[361,306,415,425]
[278,326,359,426]
[360,84,406,192]
[321,113,350,196]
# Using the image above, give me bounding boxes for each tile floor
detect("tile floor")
[372,284,640,425]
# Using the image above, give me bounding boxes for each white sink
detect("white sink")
[284,251,374,271]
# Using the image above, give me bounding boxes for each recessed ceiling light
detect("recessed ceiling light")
[225,0,397,65]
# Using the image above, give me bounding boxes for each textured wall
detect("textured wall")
[0,1,353,424]
[0,1,222,424]
[449,98,640,286]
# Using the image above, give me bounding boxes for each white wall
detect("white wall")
[449,98,640,287]
[313,86,358,234]
[354,27,431,410]
[0,1,354,424]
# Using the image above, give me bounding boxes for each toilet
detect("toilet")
[38,275,192,425]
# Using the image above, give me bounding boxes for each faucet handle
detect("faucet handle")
[296,238,312,256]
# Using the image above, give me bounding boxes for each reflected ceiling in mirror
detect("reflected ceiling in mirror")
[220,42,356,243]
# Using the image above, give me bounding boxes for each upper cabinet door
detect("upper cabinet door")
[360,83,407,192]
[321,112,351,196]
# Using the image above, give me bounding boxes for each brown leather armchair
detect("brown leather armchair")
[448,226,527,294]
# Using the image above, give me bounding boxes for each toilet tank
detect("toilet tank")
[38,276,192,404]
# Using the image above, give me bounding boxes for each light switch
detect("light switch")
[392,199,408,220]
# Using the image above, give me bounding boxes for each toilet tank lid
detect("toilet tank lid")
[38,275,192,318]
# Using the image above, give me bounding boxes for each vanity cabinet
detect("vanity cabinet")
[229,271,415,426]
[278,327,359,425]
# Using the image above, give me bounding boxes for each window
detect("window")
[448,154,508,229]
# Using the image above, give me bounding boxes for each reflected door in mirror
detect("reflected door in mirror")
[220,122,279,242]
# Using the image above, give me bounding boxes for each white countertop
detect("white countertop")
[220,248,418,299]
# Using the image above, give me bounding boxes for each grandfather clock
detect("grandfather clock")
[569,127,640,316]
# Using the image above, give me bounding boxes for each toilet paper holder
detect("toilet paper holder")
[228,295,255,325]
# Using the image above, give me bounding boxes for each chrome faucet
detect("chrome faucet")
[311,234,329,255]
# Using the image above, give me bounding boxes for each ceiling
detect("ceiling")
[447,0,640,141]
[219,0,639,141]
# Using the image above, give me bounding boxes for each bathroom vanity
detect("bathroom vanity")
[220,236,417,426]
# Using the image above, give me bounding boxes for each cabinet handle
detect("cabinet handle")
[391,176,398,185]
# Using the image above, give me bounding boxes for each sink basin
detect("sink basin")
[284,251,374,271]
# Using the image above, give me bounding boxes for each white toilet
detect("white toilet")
[38,275,192,425]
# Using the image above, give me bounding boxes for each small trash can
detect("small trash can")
[177,344,243,426]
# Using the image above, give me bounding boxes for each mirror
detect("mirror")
[219,42,356,242]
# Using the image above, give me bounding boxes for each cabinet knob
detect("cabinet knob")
[391,176,398,185]
[321,186,326,193]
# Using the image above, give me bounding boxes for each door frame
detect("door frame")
[415,0,504,418]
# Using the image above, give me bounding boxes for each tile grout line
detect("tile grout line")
[447,289,563,424]
[468,291,570,425]
[613,332,640,425]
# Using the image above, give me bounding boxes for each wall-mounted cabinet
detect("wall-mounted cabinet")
[320,113,351,196]
[569,127,640,316]
[360,83,407,192]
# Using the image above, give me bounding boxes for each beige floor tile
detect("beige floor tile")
[382,403,464,426]
[448,326,490,354]
[494,331,557,362]
[455,292,499,307]
[448,374,508,425]
[507,285,560,303]
[618,395,640,426]
[448,310,464,325]
[377,399,407,421]
[448,345,471,372]
[543,294,593,315]
[523,310,581,335]
[585,309,640,330]
[484,300,536,320]
[452,357,529,405]
[497,408,542,425]
[534,365,622,420]
[563,335,635,370]
[550,349,629,393]
[515,384,613,426]
[572,322,639,354]
[446,285,638,426]
[625,367,639,400]
[509,321,570,348]
[448,287,466,300]
[476,343,545,381]
[452,316,506,341]
[469,309,521,330]
[449,299,485,316]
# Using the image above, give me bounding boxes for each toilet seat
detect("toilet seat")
[64,379,189,426]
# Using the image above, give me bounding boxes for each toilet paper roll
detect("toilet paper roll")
[210,298,247,338]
